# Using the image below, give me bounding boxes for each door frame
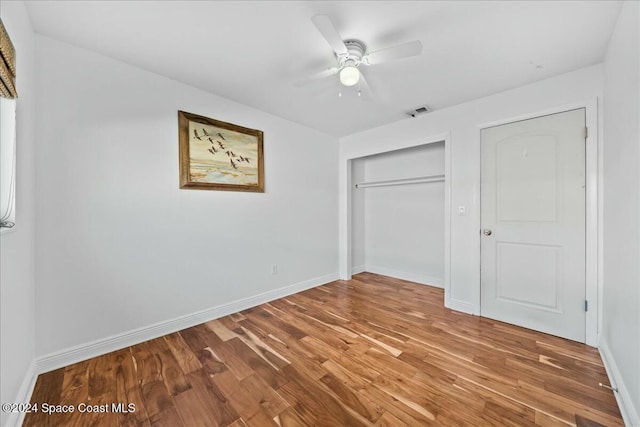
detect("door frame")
[477,99,600,346]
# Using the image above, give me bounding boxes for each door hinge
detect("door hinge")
[584,300,588,312]
[584,127,588,139]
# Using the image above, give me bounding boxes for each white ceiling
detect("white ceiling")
[24,1,621,137]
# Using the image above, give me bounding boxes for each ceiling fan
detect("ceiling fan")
[296,15,423,94]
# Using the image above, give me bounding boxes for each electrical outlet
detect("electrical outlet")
[271,264,278,275]
[458,206,466,216]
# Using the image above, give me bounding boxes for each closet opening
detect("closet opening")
[350,141,447,288]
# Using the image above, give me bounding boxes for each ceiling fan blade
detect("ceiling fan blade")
[293,67,340,87]
[311,15,348,55]
[363,40,423,65]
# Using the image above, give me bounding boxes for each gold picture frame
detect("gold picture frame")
[178,111,264,192]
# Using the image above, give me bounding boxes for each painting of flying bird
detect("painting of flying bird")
[178,110,264,192]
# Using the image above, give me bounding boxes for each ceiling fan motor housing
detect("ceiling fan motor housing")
[340,40,366,67]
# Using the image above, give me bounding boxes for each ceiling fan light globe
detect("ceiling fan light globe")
[340,66,360,86]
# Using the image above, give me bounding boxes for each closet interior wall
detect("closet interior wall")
[351,142,445,287]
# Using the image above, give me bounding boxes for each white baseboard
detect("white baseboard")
[351,265,365,275]
[36,273,338,374]
[364,265,444,288]
[598,337,640,427]
[4,360,37,427]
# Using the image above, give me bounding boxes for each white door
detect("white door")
[480,108,586,342]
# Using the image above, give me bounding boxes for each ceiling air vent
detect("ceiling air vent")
[407,105,431,118]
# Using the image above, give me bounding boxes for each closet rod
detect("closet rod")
[355,174,445,189]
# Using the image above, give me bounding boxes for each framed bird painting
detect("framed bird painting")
[178,111,264,192]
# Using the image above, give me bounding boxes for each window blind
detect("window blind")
[0,19,16,229]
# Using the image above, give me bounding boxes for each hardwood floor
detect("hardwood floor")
[23,273,622,426]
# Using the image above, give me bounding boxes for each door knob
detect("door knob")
[483,229,492,236]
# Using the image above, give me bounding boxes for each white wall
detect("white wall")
[34,36,339,359]
[351,158,365,273]
[340,64,603,315]
[0,2,37,426]
[355,143,445,286]
[601,2,640,425]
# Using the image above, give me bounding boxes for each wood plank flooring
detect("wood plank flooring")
[23,273,622,426]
